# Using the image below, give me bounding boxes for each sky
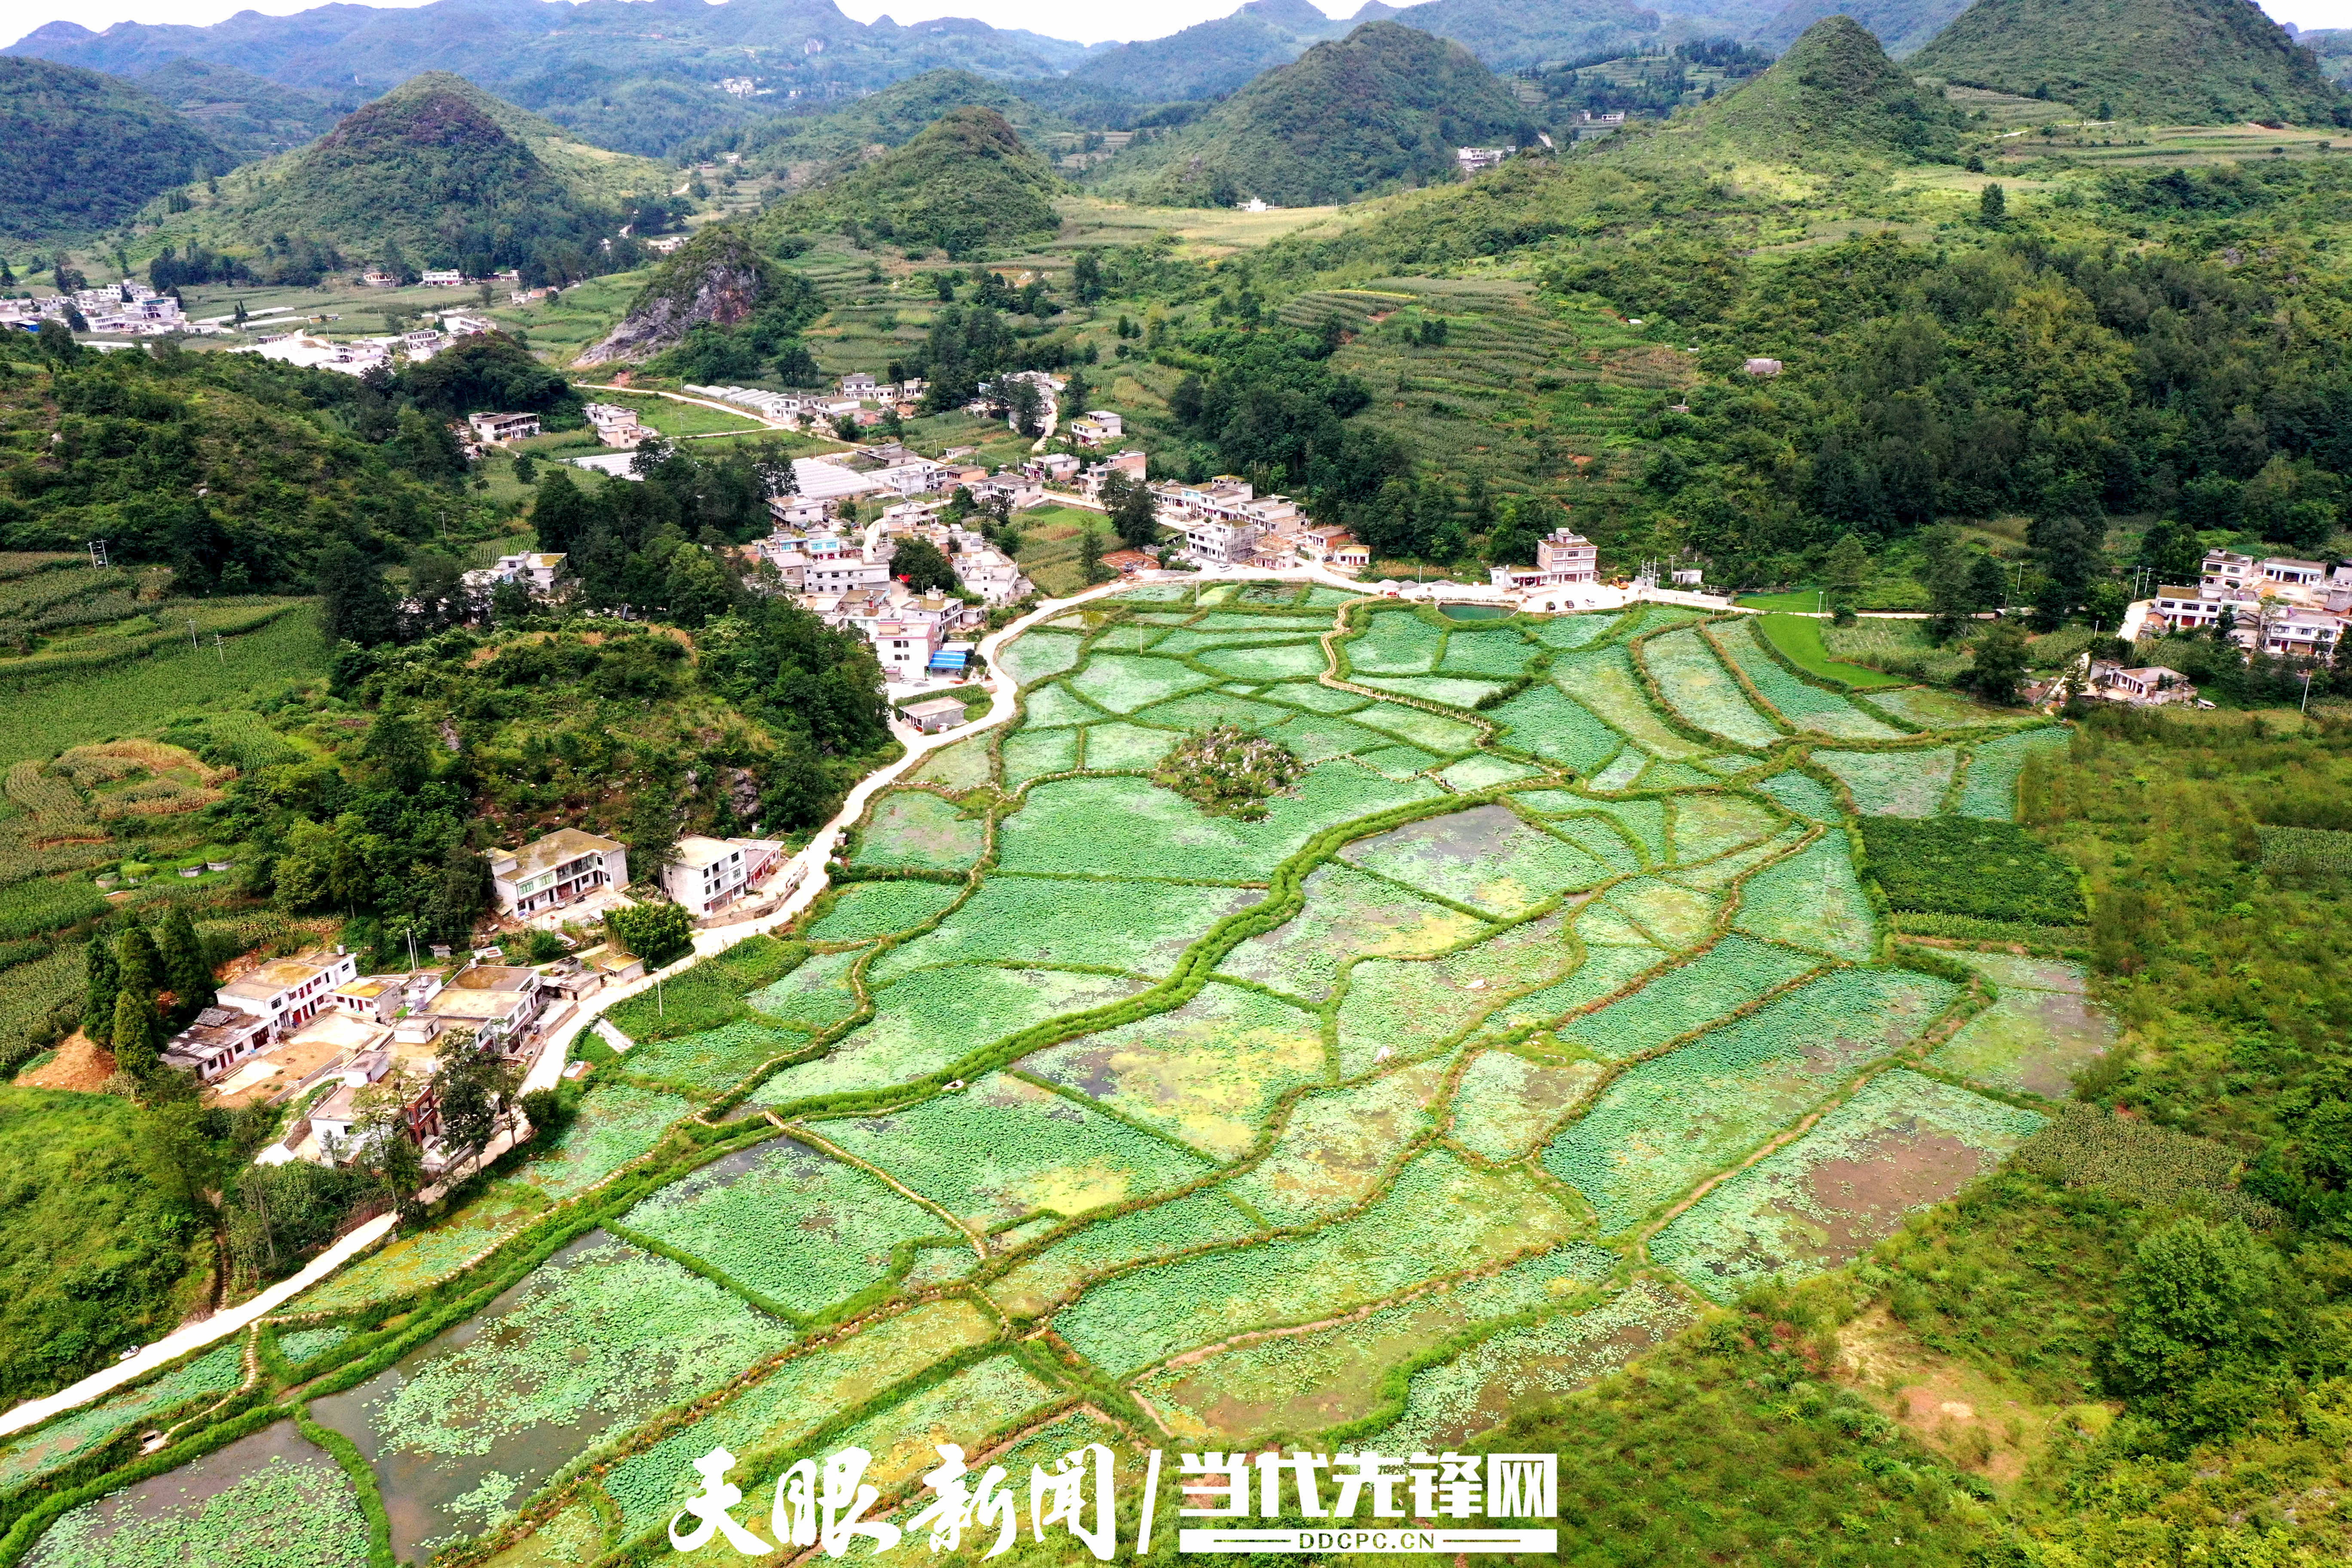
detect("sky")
[0,0,2343,47]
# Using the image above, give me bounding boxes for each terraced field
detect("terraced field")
[8,590,2101,1567]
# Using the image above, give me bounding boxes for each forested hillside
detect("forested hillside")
[1096,22,1539,207]
[133,58,344,167]
[760,106,1063,259]
[0,56,224,240]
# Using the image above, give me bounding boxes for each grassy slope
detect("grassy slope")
[1756,612,1914,687]
[0,1087,209,1406]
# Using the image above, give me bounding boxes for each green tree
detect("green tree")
[1482,498,1543,567]
[425,845,493,947]
[1823,533,1870,612]
[1063,366,1091,416]
[1979,182,2006,224]
[625,786,681,885]
[2030,506,2100,629]
[361,710,432,791]
[434,1035,522,1174]
[2100,1217,2300,1447]
[1962,620,2032,704]
[891,536,958,594]
[1007,377,1044,437]
[156,905,214,1023]
[115,922,162,1001]
[1108,478,1158,550]
[111,987,162,1079]
[354,1079,425,1224]
[760,732,839,833]
[315,539,399,648]
[606,900,694,968]
[82,937,119,1043]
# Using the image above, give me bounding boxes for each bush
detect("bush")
[1856,816,2087,925]
[606,901,693,968]
[519,1087,570,1137]
[1150,726,1306,821]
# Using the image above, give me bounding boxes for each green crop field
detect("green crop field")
[17,591,2104,1567]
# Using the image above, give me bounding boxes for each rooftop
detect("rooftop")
[221,955,340,997]
[492,828,623,879]
[672,835,743,870]
[449,964,537,992]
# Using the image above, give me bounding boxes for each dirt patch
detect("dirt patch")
[16,1030,116,1091]
[1836,1304,2113,1488]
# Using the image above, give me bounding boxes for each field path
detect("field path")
[0,1213,394,1438]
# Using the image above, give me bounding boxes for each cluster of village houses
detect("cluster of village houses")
[2086,550,2352,706]
[0,281,216,339]
[158,822,808,1174]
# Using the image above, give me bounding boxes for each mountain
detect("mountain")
[1609,15,1959,166]
[0,55,224,241]
[1908,0,2348,122]
[757,104,1063,259]
[1756,0,1970,55]
[134,57,346,166]
[1066,0,1659,101]
[501,63,763,159]
[1382,0,1664,70]
[723,68,1065,186]
[190,72,659,269]
[1095,21,1537,208]
[6,0,1088,96]
[579,224,779,366]
[1068,0,1357,100]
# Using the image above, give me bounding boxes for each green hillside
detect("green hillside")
[727,69,1063,186]
[1096,21,1538,208]
[0,56,224,241]
[758,105,1063,259]
[1608,15,1961,168]
[1908,0,2349,123]
[1068,0,1352,100]
[1757,0,1973,56]
[1385,0,1664,69]
[177,72,662,273]
[133,58,344,168]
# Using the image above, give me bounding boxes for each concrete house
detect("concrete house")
[662,835,750,919]
[489,830,628,919]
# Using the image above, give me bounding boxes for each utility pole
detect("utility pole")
[188,619,198,649]
[214,633,225,664]
[87,539,108,569]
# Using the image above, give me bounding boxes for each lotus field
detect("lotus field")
[10,590,2110,1567]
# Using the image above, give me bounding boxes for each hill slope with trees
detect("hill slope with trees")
[1908,0,2349,123]
[158,72,663,278]
[757,105,1063,259]
[1095,21,1539,207]
[0,56,224,240]
[133,57,345,167]
[1608,15,1961,168]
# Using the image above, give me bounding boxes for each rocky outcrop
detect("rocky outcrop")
[576,225,773,367]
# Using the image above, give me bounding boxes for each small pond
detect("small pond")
[1436,603,1509,622]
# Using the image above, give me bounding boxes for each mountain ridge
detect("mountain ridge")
[0,55,225,241]
[1908,0,2348,123]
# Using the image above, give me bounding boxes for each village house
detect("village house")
[1490,529,1601,591]
[331,971,443,1026]
[585,401,647,446]
[219,950,361,1038]
[161,1005,276,1084]
[1180,515,1260,567]
[901,695,970,735]
[2202,549,2259,593]
[976,473,1046,511]
[2263,557,2328,589]
[2091,663,2198,705]
[1079,450,1148,499]
[489,829,628,919]
[1456,146,1513,172]
[662,836,755,919]
[467,410,541,444]
[309,1050,441,1162]
[420,269,466,287]
[423,965,545,1054]
[1067,410,1124,447]
[1025,452,1082,485]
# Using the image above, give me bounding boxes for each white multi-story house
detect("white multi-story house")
[1182,515,1260,566]
[2263,557,2328,589]
[663,836,749,918]
[585,401,647,446]
[420,269,466,287]
[1491,529,1599,591]
[2202,549,2258,593]
[1068,411,1124,446]
[217,950,361,1038]
[468,411,541,444]
[489,830,628,919]
[424,964,545,1054]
